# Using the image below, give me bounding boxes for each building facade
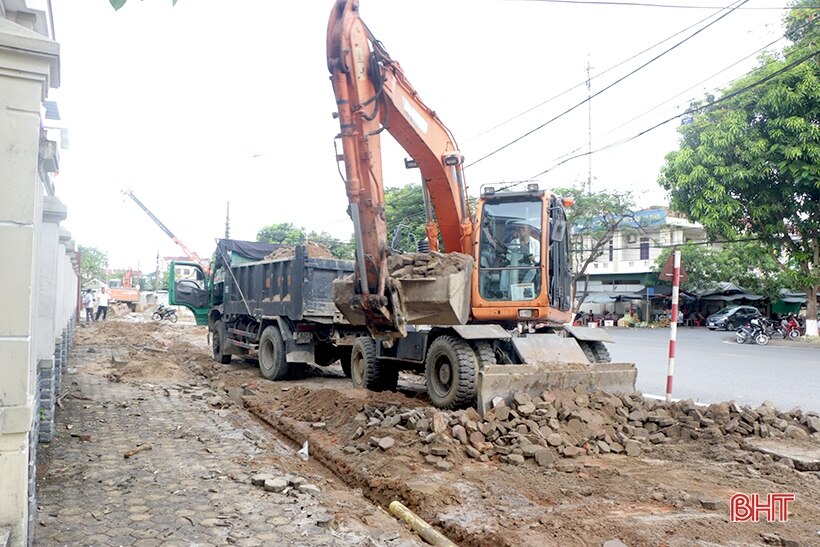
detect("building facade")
[572,208,708,313]
[0,3,76,546]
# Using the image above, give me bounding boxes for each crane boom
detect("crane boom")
[122,189,210,275]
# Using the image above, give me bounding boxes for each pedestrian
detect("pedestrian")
[82,290,94,322]
[95,286,110,321]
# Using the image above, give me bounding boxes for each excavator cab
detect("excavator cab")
[472,187,574,326]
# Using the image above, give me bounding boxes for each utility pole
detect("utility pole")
[225,201,231,238]
[586,56,593,193]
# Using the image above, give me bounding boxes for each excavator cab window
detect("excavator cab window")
[478,199,543,301]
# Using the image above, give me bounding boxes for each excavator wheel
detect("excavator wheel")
[212,320,232,364]
[578,340,612,364]
[350,337,397,392]
[471,341,497,369]
[259,325,290,381]
[425,336,478,410]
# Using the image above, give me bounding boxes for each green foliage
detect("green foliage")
[659,3,820,322]
[110,0,177,10]
[384,184,428,251]
[256,222,305,245]
[653,242,792,299]
[553,184,636,275]
[79,245,108,285]
[256,222,355,260]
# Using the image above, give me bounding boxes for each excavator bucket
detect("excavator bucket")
[333,253,473,330]
[474,330,638,415]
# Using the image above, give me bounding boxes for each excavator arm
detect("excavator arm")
[327,0,474,336]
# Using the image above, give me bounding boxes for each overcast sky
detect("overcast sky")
[51,0,787,271]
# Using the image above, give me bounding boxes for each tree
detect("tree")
[653,242,791,298]
[256,223,305,245]
[256,223,355,260]
[659,2,820,333]
[384,184,428,251]
[554,185,638,313]
[79,245,108,286]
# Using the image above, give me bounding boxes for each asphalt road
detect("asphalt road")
[606,327,820,413]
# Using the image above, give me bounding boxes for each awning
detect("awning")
[699,293,765,301]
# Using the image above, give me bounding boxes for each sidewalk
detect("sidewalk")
[34,322,418,547]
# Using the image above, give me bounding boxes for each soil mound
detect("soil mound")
[264,241,336,261]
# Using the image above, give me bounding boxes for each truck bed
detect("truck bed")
[222,245,354,322]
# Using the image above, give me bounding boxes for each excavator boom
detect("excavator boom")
[327,0,473,337]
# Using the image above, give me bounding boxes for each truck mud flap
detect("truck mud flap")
[476,363,638,415]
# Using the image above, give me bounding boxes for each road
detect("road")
[607,327,820,413]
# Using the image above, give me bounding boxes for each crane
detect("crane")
[327,0,636,411]
[122,189,211,275]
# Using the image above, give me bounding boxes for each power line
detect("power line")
[465,0,750,169]
[513,23,799,180]
[526,46,820,180]
[518,0,819,9]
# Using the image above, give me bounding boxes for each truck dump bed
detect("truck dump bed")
[222,245,354,322]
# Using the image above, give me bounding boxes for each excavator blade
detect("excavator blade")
[333,254,473,333]
[475,334,638,415]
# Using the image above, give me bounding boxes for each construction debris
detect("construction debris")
[263,241,336,261]
[387,252,471,279]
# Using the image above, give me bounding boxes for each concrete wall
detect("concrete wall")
[0,14,61,547]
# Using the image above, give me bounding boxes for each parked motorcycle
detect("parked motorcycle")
[152,304,178,323]
[735,318,769,345]
[784,314,802,340]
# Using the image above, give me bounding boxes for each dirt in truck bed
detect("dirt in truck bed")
[263,241,336,261]
[63,319,819,547]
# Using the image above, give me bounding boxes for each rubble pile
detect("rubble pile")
[345,388,819,470]
[387,252,471,279]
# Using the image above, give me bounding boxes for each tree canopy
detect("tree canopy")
[256,222,355,260]
[79,245,108,286]
[658,1,820,331]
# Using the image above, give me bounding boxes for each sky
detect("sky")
[50,0,789,271]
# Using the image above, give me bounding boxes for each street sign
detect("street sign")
[660,253,688,284]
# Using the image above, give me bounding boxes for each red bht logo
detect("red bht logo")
[730,493,795,522]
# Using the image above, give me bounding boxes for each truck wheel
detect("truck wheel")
[212,321,232,364]
[259,326,289,380]
[350,337,396,391]
[425,336,477,410]
[338,348,352,378]
[579,341,611,364]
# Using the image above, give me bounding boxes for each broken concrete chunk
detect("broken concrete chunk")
[263,477,288,493]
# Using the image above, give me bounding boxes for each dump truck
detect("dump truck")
[327,0,637,412]
[169,239,362,378]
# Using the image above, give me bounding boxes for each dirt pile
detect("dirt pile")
[264,241,336,261]
[387,252,471,279]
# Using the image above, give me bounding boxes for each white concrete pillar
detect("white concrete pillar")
[0,18,59,547]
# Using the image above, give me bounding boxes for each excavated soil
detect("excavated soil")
[82,320,820,547]
[387,252,472,279]
[263,241,336,261]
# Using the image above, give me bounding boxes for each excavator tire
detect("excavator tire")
[578,340,612,364]
[425,336,478,410]
[212,320,232,364]
[350,337,397,392]
[471,341,497,369]
[259,325,289,381]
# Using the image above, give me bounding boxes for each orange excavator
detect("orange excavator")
[328,0,636,411]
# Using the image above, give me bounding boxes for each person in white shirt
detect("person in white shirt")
[503,223,541,296]
[95,287,110,321]
[82,290,95,322]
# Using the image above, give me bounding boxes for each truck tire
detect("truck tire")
[425,336,477,410]
[338,348,352,378]
[212,320,232,364]
[259,325,289,380]
[350,337,396,391]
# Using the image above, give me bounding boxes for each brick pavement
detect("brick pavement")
[34,329,419,547]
